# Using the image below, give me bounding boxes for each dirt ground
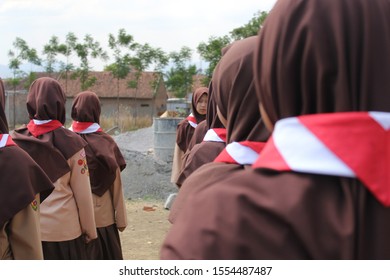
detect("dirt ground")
[119,199,171,260]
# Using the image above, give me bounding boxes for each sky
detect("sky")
[0,0,277,77]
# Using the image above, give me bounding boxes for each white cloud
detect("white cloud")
[0,0,277,73]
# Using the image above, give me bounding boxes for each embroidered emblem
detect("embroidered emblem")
[31,200,38,211]
[78,157,88,175]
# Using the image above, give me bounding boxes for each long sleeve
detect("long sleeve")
[170,143,184,184]
[111,168,127,231]
[69,149,97,242]
[8,195,43,260]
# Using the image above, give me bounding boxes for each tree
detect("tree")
[56,32,78,94]
[42,35,68,75]
[197,35,231,85]
[7,37,41,127]
[197,10,268,85]
[164,46,198,98]
[230,11,268,40]
[128,43,169,122]
[106,28,137,125]
[106,29,169,125]
[72,34,108,90]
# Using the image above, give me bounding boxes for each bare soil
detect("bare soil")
[119,199,171,260]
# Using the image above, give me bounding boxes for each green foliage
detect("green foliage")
[196,10,268,84]
[230,11,268,40]
[107,29,135,80]
[24,72,38,89]
[42,35,68,73]
[128,80,138,89]
[7,37,42,92]
[197,35,231,84]
[164,46,198,98]
[72,34,108,90]
[8,75,23,88]
[3,11,267,100]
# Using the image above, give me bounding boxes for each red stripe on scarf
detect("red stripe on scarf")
[27,120,63,137]
[0,134,16,148]
[186,114,197,124]
[71,121,102,133]
[214,141,266,164]
[253,112,390,206]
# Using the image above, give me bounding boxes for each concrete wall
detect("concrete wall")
[4,91,29,128]
[4,90,165,129]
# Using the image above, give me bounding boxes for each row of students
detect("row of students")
[1,77,127,260]
[0,78,54,260]
[173,43,234,189]
[161,0,390,259]
[168,36,270,224]
[170,87,209,186]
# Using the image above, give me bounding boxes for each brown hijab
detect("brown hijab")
[205,81,224,130]
[168,37,269,223]
[161,0,390,260]
[176,87,209,152]
[175,82,225,186]
[191,86,208,124]
[71,91,126,196]
[213,36,269,144]
[254,0,390,123]
[0,78,7,133]
[0,78,54,227]
[186,82,221,151]
[11,77,87,182]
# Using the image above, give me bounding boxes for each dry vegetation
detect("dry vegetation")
[100,114,152,133]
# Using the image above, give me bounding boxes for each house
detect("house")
[3,71,168,127]
[58,71,167,122]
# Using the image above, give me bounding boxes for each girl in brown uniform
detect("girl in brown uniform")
[0,78,54,260]
[70,91,128,260]
[163,36,270,226]
[170,87,208,185]
[161,0,390,259]
[174,82,226,188]
[11,77,97,260]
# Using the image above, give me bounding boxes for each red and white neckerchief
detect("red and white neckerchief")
[69,121,102,134]
[27,119,63,137]
[0,134,16,148]
[253,111,390,206]
[214,140,266,165]
[203,128,227,143]
[186,113,197,128]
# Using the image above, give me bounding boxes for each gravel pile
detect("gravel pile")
[113,126,177,200]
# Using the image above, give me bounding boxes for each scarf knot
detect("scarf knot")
[27,119,63,137]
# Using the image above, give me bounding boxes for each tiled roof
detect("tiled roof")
[4,71,166,100]
[58,71,165,99]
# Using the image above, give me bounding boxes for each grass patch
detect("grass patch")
[100,114,152,133]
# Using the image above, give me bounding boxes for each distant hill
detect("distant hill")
[0,64,46,79]
[0,65,12,79]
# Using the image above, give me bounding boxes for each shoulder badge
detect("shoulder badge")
[31,199,38,211]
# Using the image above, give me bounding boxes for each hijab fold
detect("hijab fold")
[0,78,54,227]
[11,77,87,182]
[71,91,126,196]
